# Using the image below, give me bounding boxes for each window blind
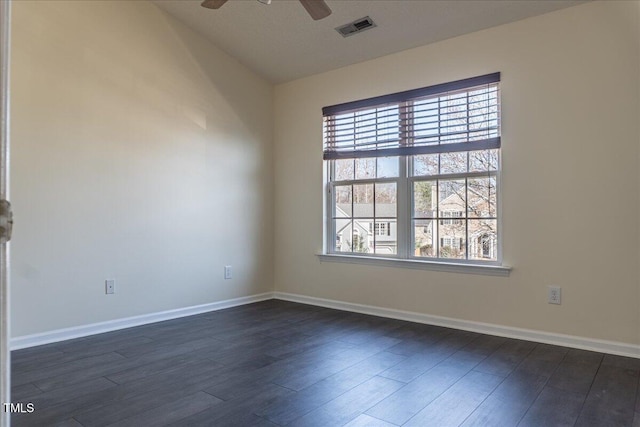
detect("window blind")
[323,73,500,160]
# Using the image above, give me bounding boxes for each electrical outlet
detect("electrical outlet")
[548,286,561,305]
[224,265,232,280]
[105,279,115,295]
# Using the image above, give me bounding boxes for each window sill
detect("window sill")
[317,253,511,277]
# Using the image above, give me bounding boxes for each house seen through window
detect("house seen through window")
[324,73,501,264]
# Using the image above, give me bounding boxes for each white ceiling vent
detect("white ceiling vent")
[335,16,377,38]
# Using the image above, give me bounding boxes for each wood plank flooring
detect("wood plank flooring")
[10,300,640,426]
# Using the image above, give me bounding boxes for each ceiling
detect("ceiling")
[154,0,586,84]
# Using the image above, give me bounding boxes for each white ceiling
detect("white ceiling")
[154,0,586,84]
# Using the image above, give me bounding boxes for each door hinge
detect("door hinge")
[0,200,13,243]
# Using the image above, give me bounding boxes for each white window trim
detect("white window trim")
[317,253,511,277]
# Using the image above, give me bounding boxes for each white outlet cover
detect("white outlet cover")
[105,279,115,294]
[548,286,561,304]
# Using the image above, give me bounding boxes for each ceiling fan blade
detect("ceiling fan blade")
[201,0,228,9]
[299,0,332,20]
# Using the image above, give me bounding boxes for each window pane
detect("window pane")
[488,149,499,171]
[351,222,370,253]
[334,185,352,216]
[355,158,376,180]
[438,221,466,259]
[329,106,400,156]
[375,183,396,255]
[412,98,439,141]
[438,179,466,259]
[414,219,435,258]
[413,181,436,218]
[413,154,439,176]
[439,179,466,213]
[468,219,497,261]
[358,218,374,253]
[469,149,499,172]
[375,182,396,218]
[334,218,352,252]
[377,156,399,178]
[440,152,468,174]
[334,159,354,181]
[374,220,397,255]
[440,94,468,140]
[353,184,374,217]
[469,150,490,172]
[468,177,497,218]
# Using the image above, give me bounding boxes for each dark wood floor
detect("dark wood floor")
[10,299,640,426]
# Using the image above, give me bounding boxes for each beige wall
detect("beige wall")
[10,0,640,346]
[11,1,274,336]
[274,1,640,345]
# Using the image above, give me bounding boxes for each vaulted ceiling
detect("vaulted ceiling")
[154,0,587,84]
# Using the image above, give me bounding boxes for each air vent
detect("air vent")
[335,16,376,38]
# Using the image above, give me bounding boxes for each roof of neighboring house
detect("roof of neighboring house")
[439,186,495,213]
[336,203,397,218]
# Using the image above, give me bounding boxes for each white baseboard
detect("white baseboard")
[11,292,275,350]
[12,290,640,359]
[274,292,640,359]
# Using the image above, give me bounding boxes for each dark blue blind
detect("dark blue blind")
[323,73,501,160]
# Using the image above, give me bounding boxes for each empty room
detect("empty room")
[0,0,639,426]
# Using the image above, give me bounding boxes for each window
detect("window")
[369,222,391,236]
[324,73,501,265]
[440,211,464,225]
